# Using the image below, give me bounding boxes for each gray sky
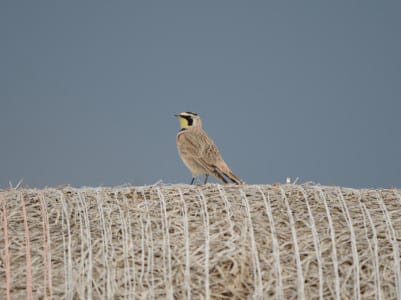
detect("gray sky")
[1,1,400,189]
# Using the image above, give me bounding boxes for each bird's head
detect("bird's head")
[175,112,202,129]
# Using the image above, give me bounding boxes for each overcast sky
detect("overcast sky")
[1,1,400,189]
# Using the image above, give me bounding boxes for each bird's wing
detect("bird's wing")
[178,129,242,184]
[177,131,203,157]
[196,134,233,183]
[200,134,243,184]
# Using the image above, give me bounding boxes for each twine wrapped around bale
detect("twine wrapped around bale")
[1,184,401,299]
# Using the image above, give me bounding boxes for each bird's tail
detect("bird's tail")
[216,161,244,185]
[221,170,243,185]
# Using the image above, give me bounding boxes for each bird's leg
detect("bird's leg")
[204,175,209,184]
[190,177,195,185]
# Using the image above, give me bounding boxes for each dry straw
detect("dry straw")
[1,184,401,299]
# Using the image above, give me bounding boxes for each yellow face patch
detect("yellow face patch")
[178,116,190,129]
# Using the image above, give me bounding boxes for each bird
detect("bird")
[175,111,243,185]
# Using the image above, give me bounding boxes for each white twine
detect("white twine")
[197,188,210,300]
[114,190,131,299]
[95,189,114,298]
[335,187,360,300]
[395,192,401,299]
[38,191,53,299]
[157,187,174,299]
[122,189,137,297]
[280,186,305,300]
[374,191,401,300]
[217,186,236,252]
[178,187,192,300]
[75,191,93,299]
[316,186,340,300]
[358,191,382,300]
[239,188,263,299]
[140,189,156,299]
[257,186,283,300]
[59,190,73,300]
[299,186,324,300]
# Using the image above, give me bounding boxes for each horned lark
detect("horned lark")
[175,112,243,185]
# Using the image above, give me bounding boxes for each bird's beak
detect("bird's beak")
[174,114,180,117]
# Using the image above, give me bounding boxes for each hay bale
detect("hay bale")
[1,184,401,299]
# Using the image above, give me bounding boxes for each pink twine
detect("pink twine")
[38,191,53,299]
[20,192,33,300]
[1,193,11,300]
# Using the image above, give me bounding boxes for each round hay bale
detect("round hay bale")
[1,184,401,299]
